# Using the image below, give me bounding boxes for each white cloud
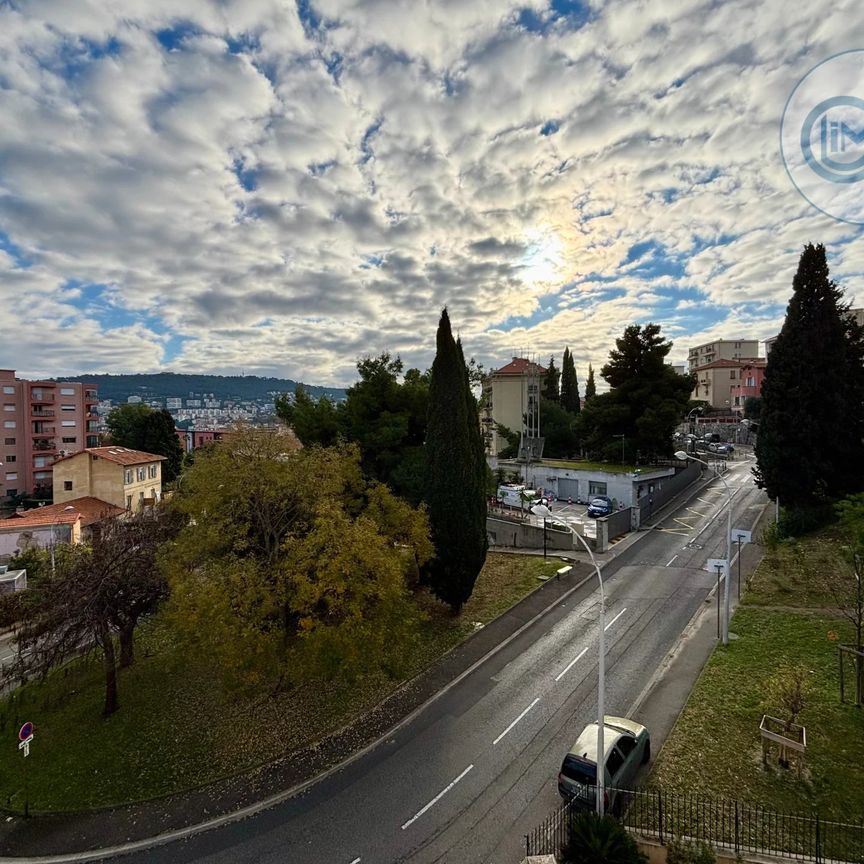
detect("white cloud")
[0,0,861,384]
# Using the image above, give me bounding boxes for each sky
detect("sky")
[0,0,863,387]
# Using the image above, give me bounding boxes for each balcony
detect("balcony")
[31,408,55,417]
[33,439,56,452]
[84,390,97,400]
[32,424,55,435]
[30,392,54,403]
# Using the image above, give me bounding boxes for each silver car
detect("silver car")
[558,716,650,810]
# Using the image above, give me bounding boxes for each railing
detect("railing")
[31,409,54,417]
[525,787,864,863]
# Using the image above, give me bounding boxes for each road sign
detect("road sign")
[706,558,728,576]
[18,722,33,741]
[731,528,752,544]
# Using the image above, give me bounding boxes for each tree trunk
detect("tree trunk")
[99,626,119,716]
[119,621,135,668]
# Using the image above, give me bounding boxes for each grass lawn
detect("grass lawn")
[651,528,864,818]
[541,459,636,474]
[0,553,559,812]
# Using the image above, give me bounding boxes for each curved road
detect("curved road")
[114,458,766,864]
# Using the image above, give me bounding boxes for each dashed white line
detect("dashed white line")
[401,764,474,830]
[349,858,361,864]
[493,698,540,745]
[666,554,678,567]
[604,607,627,630]
[554,647,588,682]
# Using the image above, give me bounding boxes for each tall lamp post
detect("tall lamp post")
[686,407,701,454]
[675,450,732,645]
[532,503,606,815]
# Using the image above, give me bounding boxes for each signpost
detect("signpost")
[731,529,752,599]
[18,722,33,817]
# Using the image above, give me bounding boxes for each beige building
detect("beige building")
[687,339,759,371]
[692,359,751,411]
[52,447,164,512]
[481,358,545,457]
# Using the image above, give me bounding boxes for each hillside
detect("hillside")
[57,373,345,403]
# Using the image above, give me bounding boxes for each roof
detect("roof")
[55,447,166,466]
[4,497,125,528]
[492,357,548,376]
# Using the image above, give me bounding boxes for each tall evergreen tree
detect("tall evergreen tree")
[755,244,864,512]
[584,364,597,402]
[424,310,488,611]
[560,347,581,414]
[543,355,560,402]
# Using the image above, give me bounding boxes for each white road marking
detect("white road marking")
[401,764,474,830]
[604,607,627,631]
[493,698,540,745]
[554,647,588,682]
[349,858,361,864]
[666,554,678,567]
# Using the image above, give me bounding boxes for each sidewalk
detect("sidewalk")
[0,560,596,858]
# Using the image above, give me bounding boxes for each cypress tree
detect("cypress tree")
[584,364,597,402]
[425,310,488,612]
[755,244,864,515]
[543,355,560,402]
[560,347,581,414]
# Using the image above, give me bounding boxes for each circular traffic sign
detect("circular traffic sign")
[18,722,33,741]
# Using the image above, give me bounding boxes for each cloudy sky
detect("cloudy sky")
[1,0,863,387]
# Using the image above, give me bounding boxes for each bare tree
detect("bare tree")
[5,506,181,715]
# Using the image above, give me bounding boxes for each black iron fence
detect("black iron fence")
[525,787,864,863]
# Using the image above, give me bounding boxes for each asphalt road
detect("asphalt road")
[112,457,766,864]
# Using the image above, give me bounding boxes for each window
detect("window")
[730,370,736,379]
[3,404,14,412]
[588,481,607,496]
[3,421,15,429]
[62,437,77,444]
[137,467,146,481]
[34,471,50,480]
[6,489,16,497]
[34,456,48,468]
[5,455,14,463]
[61,420,76,427]
[126,495,132,510]
[60,387,75,396]
[4,437,14,445]
[61,404,75,412]
[746,377,754,387]
[148,464,158,479]
[125,469,133,484]
[139,490,144,503]
[617,735,637,759]
[2,386,14,394]
[64,480,73,491]
[605,747,625,778]
[5,471,17,481]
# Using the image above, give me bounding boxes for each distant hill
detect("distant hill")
[57,373,346,403]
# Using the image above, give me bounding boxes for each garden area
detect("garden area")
[0,552,559,812]
[651,524,864,818]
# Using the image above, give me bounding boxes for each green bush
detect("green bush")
[666,837,716,864]
[777,504,835,539]
[562,811,647,864]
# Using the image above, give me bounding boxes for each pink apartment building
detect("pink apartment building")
[1,370,99,499]
[729,359,767,410]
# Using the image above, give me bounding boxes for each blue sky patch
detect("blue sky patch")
[0,230,31,268]
[232,159,258,192]
[155,22,202,52]
[540,119,560,136]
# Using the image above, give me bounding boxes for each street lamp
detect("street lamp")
[674,450,732,645]
[532,503,606,815]
[686,407,702,453]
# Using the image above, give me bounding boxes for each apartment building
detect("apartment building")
[729,359,767,410]
[687,339,759,371]
[481,357,545,457]
[0,370,98,500]
[53,447,164,512]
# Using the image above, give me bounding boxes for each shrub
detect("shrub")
[666,837,716,864]
[561,811,647,864]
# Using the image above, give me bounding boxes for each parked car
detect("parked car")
[586,495,614,518]
[558,716,651,811]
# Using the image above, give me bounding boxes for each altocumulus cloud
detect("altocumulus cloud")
[0,0,863,383]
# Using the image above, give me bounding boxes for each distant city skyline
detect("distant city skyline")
[1,1,863,386]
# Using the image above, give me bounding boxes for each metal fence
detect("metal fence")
[525,787,864,863]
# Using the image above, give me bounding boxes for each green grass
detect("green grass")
[0,553,560,812]
[652,530,864,818]
[541,459,637,474]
